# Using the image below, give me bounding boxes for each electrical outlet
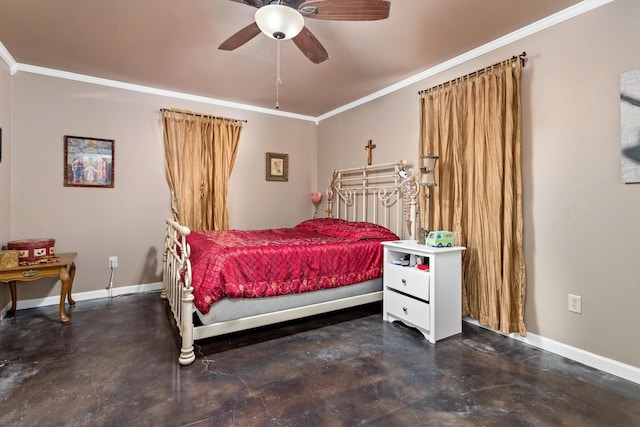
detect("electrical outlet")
[109,256,118,268]
[568,294,582,313]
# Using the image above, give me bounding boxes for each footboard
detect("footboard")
[162,218,196,365]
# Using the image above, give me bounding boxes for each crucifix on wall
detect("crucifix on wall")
[365,139,376,165]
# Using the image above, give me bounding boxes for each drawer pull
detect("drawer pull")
[403,307,408,314]
[401,278,407,285]
[23,269,39,278]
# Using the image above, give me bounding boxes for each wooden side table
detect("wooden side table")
[0,252,77,323]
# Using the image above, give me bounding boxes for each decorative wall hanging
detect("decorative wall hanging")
[266,152,288,182]
[64,135,114,188]
[365,139,376,165]
[620,68,640,184]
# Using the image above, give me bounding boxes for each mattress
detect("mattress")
[195,278,382,325]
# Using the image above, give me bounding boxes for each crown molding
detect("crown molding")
[13,63,318,123]
[0,41,18,75]
[316,0,615,122]
[3,0,613,124]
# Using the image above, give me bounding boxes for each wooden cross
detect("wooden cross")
[365,139,376,165]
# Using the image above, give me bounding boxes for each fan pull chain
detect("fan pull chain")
[275,40,282,110]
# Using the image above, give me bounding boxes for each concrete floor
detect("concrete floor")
[1,291,639,426]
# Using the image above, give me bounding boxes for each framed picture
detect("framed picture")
[64,135,115,188]
[621,68,640,183]
[266,152,288,182]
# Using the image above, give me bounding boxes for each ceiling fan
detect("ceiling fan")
[219,0,391,64]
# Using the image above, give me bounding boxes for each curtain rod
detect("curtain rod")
[418,52,526,95]
[160,108,247,123]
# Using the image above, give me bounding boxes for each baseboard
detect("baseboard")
[2,290,637,386]
[0,282,163,319]
[464,317,640,385]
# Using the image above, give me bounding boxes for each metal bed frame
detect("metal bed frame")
[162,161,419,365]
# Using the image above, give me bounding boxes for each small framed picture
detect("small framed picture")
[266,152,288,182]
[64,135,115,188]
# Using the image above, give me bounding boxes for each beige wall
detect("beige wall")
[8,73,317,300]
[318,0,640,368]
[0,60,11,307]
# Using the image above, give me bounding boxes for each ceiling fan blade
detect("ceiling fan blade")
[228,0,265,7]
[292,27,329,64]
[299,0,390,21]
[218,22,262,51]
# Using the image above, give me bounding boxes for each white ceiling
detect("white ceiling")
[0,0,589,119]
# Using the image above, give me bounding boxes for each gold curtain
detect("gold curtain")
[419,58,527,335]
[161,108,243,231]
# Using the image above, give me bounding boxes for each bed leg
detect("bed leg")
[179,345,195,366]
[161,232,169,299]
[179,286,196,365]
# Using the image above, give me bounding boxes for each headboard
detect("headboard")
[326,161,419,240]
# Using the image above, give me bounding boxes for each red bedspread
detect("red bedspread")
[187,220,398,314]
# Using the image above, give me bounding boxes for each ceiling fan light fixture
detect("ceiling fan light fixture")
[255,4,304,40]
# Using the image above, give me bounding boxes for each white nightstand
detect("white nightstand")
[382,240,465,343]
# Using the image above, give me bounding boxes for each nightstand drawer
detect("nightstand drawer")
[384,289,431,331]
[384,264,430,301]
